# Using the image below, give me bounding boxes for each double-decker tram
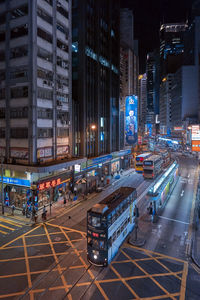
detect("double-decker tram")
[87,187,137,266]
[135,152,151,173]
[143,154,163,179]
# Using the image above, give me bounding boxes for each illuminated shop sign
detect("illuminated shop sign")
[38,178,62,191]
[125,95,138,145]
[0,177,31,187]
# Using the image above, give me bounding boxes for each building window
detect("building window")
[10,45,28,59]
[11,5,28,19]
[10,68,28,80]
[11,86,28,98]
[11,24,28,39]
[57,74,69,88]
[0,128,5,138]
[37,47,52,62]
[44,0,52,5]
[0,31,5,42]
[57,91,68,103]
[57,111,69,123]
[37,68,53,81]
[38,87,53,100]
[38,128,53,138]
[57,128,69,137]
[37,27,52,43]
[57,22,69,36]
[37,7,52,24]
[38,108,52,119]
[0,108,5,118]
[0,50,5,61]
[57,4,68,19]
[0,71,5,81]
[10,128,28,138]
[57,56,69,69]
[57,39,68,52]
[0,88,5,99]
[10,107,28,118]
[0,14,5,25]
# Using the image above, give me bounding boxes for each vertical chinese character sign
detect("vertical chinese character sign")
[125,95,138,145]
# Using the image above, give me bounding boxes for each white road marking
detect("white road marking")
[181,190,184,197]
[159,215,189,225]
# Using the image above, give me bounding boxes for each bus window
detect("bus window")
[88,237,92,246]
[92,216,101,227]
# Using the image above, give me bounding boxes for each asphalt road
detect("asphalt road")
[0,156,200,299]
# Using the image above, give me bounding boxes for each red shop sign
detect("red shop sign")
[38,178,61,191]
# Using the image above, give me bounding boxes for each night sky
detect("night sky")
[121,0,196,72]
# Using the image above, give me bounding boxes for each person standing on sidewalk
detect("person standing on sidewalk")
[42,205,47,221]
[11,204,15,216]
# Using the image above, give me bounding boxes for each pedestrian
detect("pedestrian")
[25,205,29,218]
[74,186,77,196]
[22,203,26,216]
[63,195,67,205]
[148,202,153,215]
[42,205,47,221]
[68,190,72,201]
[11,204,15,216]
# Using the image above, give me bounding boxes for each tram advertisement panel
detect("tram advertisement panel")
[125,95,138,145]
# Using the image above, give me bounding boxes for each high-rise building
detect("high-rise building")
[0,0,87,210]
[171,66,199,128]
[0,0,72,165]
[119,8,139,148]
[120,8,134,50]
[146,50,160,130]
[138,74,147,134]
[159,74,174,134]
[160,22,188,80]
[72,0,120,157]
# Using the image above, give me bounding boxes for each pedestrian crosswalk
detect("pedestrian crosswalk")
[0,217,24,236]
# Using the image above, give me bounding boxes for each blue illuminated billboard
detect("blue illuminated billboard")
[125,95,138,145]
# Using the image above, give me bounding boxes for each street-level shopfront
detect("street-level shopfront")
[73,150,132,193]
[1,175,31,208]
[37,172,72,208]
[1,157,87,210]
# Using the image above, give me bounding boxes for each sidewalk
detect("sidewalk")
[191,179,200,269]
[0,168,135,225]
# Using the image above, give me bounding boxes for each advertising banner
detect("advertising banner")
[125,95,138,145]
[191,125,200,152]
[191,125,200,141]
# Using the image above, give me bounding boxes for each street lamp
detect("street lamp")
[86,123,96,157]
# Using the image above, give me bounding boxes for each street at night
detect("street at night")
[0,155,199,299]
[1,0,200,299]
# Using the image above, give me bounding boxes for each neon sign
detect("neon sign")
[38,178,61,191]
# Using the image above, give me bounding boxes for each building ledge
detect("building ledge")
[2,157,87,174]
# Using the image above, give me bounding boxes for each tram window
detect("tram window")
[117,229,121,237]
[112,213,116,223]
[92,216,100,227]
[112,232,116,243]
[107,215,112,226]
[93,239,99,248]
[99,240,105,250]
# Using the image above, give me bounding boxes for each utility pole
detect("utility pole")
[1,155,4,214]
